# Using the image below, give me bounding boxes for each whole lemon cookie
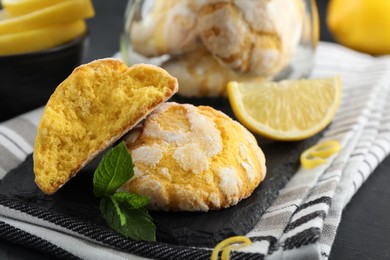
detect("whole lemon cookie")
[120,102,266,211]
[130,0,201,57]
[34,59,178,194]
[198,0,305,77]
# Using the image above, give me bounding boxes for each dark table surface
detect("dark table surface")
[1,0,390,259]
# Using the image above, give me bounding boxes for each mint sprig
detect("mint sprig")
[93,141,156,241]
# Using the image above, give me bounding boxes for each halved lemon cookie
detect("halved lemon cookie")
[34,59,178,194]
[120,102,266,211]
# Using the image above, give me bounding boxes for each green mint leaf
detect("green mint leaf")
[93,142,134,197]
[100,196,156,241]
[112,192,149,209]
[120,207,156,242]
[100,196,119,226]
[110,196,127,226]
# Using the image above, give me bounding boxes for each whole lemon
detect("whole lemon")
[327,0,390,55]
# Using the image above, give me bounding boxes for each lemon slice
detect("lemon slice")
[227,77,342,141]
[0,20,86,55]
[1,0,71,16]
[0,0,94,35]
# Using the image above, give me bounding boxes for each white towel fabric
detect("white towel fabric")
[1,42,390,259]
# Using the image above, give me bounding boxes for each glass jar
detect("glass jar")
[121,0,318,98]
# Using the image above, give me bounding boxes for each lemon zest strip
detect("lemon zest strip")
[211,236,252,260]
[300,140,341,169]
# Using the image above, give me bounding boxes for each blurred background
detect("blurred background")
[84,0,336,61]
[4,0,388,121]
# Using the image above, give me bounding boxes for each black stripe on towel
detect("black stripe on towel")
[354,142,373,151]
[368,150,381,163]
[322,251,330,257]
[350,152,366,159]
[353,182,358,193]
[229,252,265,260]
[283,227,322,250]
[250,236,278,255]
[379,129,390,135]
[318,174,340,183]
[358,169,366,182]
[265,204,299,214]
[380,118,390,125]
[374,142,388,154]
[284,211,327,233]
[0,221,79,260]
[293,196,332,215]
[363,160,373,173]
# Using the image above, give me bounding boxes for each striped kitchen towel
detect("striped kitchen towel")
[1,42,390,260]
[242,43,390,259]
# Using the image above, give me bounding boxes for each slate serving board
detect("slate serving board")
[0,96,323,247]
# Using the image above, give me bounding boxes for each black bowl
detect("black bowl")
[0,34,88,122]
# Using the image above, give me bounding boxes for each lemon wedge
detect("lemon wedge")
[227,77,342,141]
[0,20,86,55]
[0,0,94,36]
[1,0,71,16]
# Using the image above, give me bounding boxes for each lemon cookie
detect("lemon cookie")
[120,102,266,211]
[34,59,178,194]
[198,0,304,77]
[130,0,201,57]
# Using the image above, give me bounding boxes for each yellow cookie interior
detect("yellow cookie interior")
[34,59,178,194]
